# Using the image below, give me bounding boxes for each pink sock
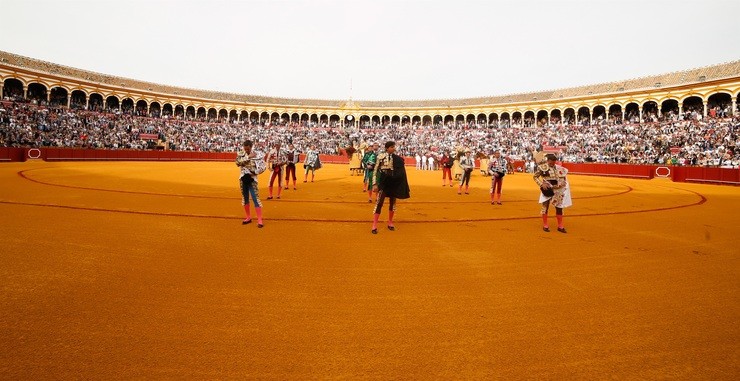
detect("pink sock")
[243,205,251,220]
[542,214,549,227]
[388,211,394,226]
[556,215,563,229]
[372,213,380,229]
[268,186,273,197]
[255,207,263,224]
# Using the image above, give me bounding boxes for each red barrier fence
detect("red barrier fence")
[2,147,738,185]
[671,166,740,185]
[561,163,656,179]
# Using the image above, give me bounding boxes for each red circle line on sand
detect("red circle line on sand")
[0,187,706,223]
[17,168,634,204]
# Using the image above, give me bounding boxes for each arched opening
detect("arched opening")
[329,114,340,126]
[536,110,549,127]
[27,83,48,105]
[608,104,622,123]
[466,114,476,125]
[412,115,421,126]
[310,114,319,124]
[122,98,135,114]
[642,101,658,122]
[488,113,499,127]
[512,112,522,127]
[197,107,207,120]
[206,108,217,121]
[624,102,639,123]
[381,115,390,126]
[359,115,370,128]
[149,102,161,118]
[660,99,679,120]
[401,115,410,127]
[218,109,228,121]
[320,114,329,126]
[523,111,535,127]
[106,96,120,111]
[185,106,195,119]
[455,114,465,127]
[391,115,401,125]
[432,115,442,126]
[371,115,380,127]
[443,115,454,126]
[291,113,300,123]
[576,106,590,125]
[280,113,290,124]
[270,112,280,124]
[49,87,68,107]
[682,96,704,120]
[707,92,732,118]
[248,111,258,122]
[162,103,173,117]
[477,113,487,126]
[563,108,575,125]
[2,78,24,100]
[591,105,606,123]
[300,114,309,124]
[136,100,149,116]
[175,105,185,118]
[500,112,510,127]
[549,109,562,125]
[228,110,237,122]
[344,115,355,127]
[259,112,269,123]
[240,110,249,122]
[86,93,102,111]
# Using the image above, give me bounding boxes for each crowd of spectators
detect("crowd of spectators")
[1,101,738,168]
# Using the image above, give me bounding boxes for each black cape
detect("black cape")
[378,154,410,199]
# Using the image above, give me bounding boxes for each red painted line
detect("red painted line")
[17,169,634,203]
[0,186,706,224]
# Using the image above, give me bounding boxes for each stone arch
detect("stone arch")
[106,95,120,111]
[2,78,24,100]
[27,82,48,104]
[148,101,161,117]
[49,86,68,107]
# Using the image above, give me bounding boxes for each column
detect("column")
[638,106,643,123]
[23,86,28,100]
[67,96,71,108]
[85,97,89,110]
[702,100,707,118]
[678,104,683,120]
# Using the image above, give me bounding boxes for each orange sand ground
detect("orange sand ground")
[0,161,738,379]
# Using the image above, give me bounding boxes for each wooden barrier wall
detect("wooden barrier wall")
[1,147,738,185]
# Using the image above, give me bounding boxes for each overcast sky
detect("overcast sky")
[1,0,738,101]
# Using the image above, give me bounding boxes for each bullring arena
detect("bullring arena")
[1,48,739,379]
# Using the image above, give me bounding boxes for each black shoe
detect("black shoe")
[284,187,288,190]
[257,223,264,228]
[543,227,550,232]
[497,202,502,205]
[491,201,495,205]
[557,227,567,233]
[242,219,252,225]
[371,229,377,234]
[276,196,280,199]
[266,196,273,200]
[387,226,395,231]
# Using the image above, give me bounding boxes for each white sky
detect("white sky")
[1,0,739,101]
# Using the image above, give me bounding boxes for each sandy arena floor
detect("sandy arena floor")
[0,161,738,379]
